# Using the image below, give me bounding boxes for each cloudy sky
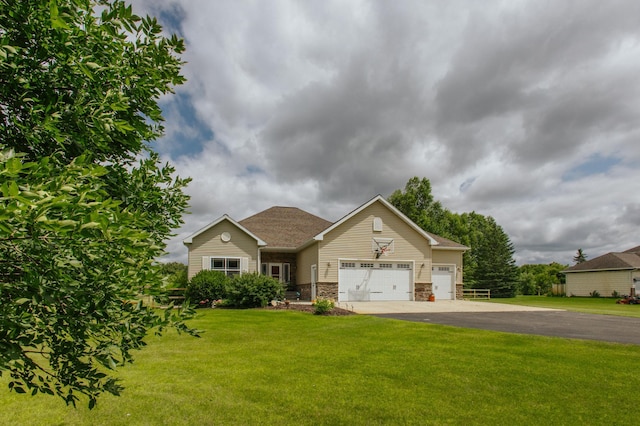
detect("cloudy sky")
[132,0,640,266]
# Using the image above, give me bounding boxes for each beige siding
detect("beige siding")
[296,243,319,285]
[566,270,634,297]
[186,220,259,279]
[318,201,433,283]
[433,250,464,284]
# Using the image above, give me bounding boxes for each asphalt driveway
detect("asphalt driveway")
[373,310,640,345]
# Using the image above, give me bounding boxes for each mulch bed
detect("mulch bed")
[264,303,355,316]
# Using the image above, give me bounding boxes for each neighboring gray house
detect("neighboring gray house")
[563,246,640,297]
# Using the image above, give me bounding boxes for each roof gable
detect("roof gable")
[240,207,332,248]
[183,214,267,246]
[311,195,467,249]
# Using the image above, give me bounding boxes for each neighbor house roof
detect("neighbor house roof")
[239,206,332,249]
[623,246,640,254]
[564,247,640,273]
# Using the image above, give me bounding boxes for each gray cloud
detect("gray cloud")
[133,0,640,265]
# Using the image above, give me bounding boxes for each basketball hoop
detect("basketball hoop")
[373,238,393,258]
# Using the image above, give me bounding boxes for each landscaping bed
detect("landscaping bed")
[264,302,355,316]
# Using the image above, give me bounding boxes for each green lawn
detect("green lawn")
[2,308,639,425]
[487,295,640,318]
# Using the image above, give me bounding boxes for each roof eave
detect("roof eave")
[562,267,639,274]
[433,245,470,251]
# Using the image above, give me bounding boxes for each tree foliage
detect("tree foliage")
[517,263,567,295]
[389,177,519,297]
[159,262,188,289]
[0,0,195,408]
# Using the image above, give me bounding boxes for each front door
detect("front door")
[270,263,282,282]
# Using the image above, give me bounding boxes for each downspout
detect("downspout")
[257,246,262,275]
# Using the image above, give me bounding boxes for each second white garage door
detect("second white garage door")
[432,266,455,300]
[338,261,413,302]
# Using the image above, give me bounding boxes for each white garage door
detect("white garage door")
[432,266,454,300]
[338,261,413,302]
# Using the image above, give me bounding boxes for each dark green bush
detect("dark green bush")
[226,273,284,308]
[185,270,231,305]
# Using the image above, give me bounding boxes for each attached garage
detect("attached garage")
[338,260,413,302]
[432,265,455,300]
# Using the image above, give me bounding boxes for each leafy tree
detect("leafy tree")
[517,263,567,295]
[573,249,587,264]
[389,177,453,240]
[159,262,188,289]
[0,0,195,408]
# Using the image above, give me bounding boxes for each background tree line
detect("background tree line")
[389,177,519,297]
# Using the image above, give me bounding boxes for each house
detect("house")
[183,195,468,302]
[562,246,640,297]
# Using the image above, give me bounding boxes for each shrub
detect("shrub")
[185,270,231,305]
[589,290,601,298]
[611,290,620,298]
[226,273,285,308]
[312,298,335,315]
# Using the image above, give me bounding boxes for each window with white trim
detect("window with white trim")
[397,263,411,269]
[341,262,356,268]
[360,262,374,268]
[211,257,241,276]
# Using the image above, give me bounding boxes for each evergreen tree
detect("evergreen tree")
[470,216,519,297]
[573,248,587,264]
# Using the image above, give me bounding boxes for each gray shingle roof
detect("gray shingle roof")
[564,247,640,272]
[239,207,332,248]
[425,231,468,250]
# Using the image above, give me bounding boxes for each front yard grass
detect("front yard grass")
[1,308,639,425]
[487,295,640,318]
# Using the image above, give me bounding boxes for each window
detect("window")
[379,263,393,269]
[341,262,356,268]
[397,263,411,269]
[283,263,290,284]
[211,257,241,276]
[360,263,374,268]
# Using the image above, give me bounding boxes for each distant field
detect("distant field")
[1,308,639,425]
[487,295,640,318]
